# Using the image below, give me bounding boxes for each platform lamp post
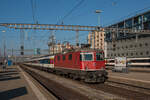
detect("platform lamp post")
[95,10,102,27]
[2,30,6,57]
[94,10,102,49]
[1,30,6,61]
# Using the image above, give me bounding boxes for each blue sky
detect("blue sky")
[0,0,150,56]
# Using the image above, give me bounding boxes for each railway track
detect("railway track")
[20,64,150,100]
[83,82,150,100]
[20,65,90,100]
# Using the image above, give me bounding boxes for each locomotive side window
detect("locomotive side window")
[96,53,104,61]
[68,54,72,60]
[57,56,60,61]
[63,55,66,60]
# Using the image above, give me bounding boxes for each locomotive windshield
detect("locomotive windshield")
[80,53,93,61]
[96,52,104,61]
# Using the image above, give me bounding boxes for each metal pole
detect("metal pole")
[76,31,79,46]
[12,48,13,57]
[3,35,6,58]
[95,10,102,27]
[98,14,100,27]
[93,31,95,49]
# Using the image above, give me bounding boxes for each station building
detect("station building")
[106,10,150,59]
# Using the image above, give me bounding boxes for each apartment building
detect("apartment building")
[88,30,105,50]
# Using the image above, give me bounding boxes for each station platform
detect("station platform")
[108,70,150,90]
[0,65,48,100]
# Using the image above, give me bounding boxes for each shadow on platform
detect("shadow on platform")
[0,70,18,73]
[0,72,19,76]
[6,68,18,70]
[0,87,28,100]
[0,76,20,81]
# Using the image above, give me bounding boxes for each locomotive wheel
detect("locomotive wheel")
[101,76,105,83]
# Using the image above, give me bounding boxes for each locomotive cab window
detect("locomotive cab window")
[96,53,104,61]
[80,53,93,61]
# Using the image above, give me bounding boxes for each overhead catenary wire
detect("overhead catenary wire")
[30,0,38,24]
[57,0,85,24]
[51,0,85,46]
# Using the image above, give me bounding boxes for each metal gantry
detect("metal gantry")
[1,23,150,54]
[1,23,150,33]
[0,23,99,31]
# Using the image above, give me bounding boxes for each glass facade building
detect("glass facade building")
[106,10,150,42]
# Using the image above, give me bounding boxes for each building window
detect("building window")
[136,52,138,55]
[68,54,72,60]
[140,52,143,55]
[122,53,124,56]
[130,45,133,48]
[131,53,133,56]
[145,43,148,46]
[126,53,128,56]
[146,51,149,55]
[134,45,137,48]
[117,47,120,50]
[111,54,112,56]
[107,54,109,57]
[139,43,142,47]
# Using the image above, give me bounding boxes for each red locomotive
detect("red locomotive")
[54,48,108,83]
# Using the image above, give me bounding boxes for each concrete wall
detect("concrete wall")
[106,36,150,59]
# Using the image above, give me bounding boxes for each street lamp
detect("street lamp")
[2,30,6,58]
[95,10,102,27]
[0,30,6,58]
[2,30,6,33]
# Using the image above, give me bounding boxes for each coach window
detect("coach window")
[68,54,72,60]
[63,55,66,61]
